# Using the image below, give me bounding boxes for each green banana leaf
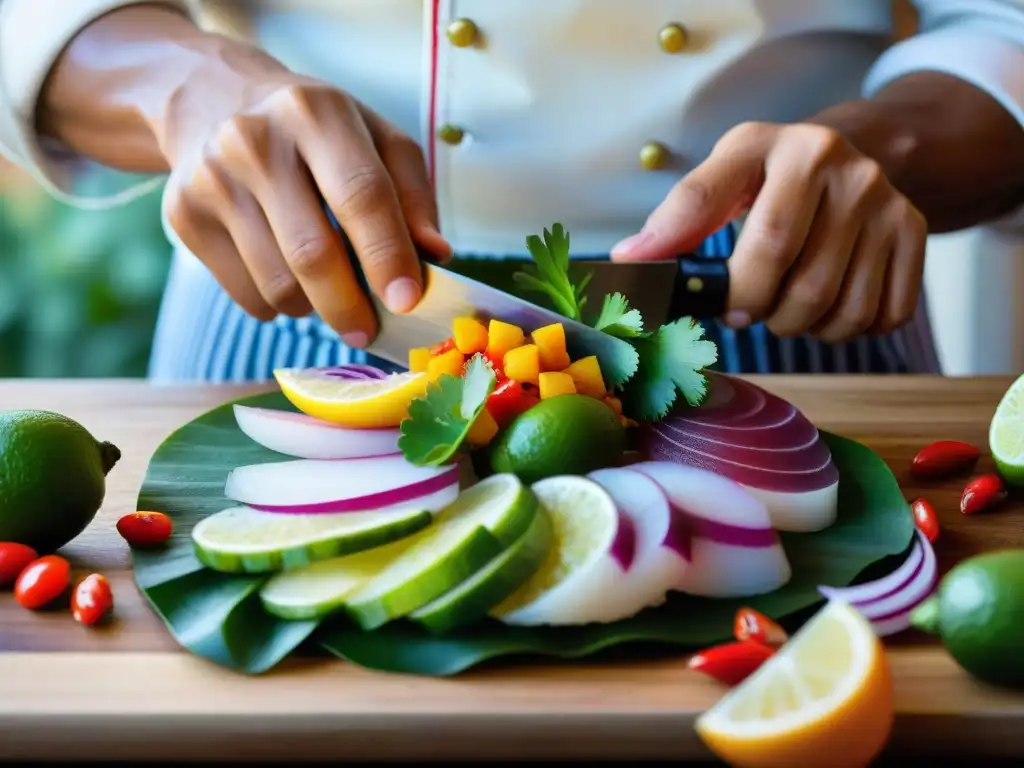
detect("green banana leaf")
[136,392,914,676]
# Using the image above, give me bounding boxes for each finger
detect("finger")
[810,228,891,344]
[364,109,452,264]
[611,124,774,263]
[165,181,275,322]
[874,201,927,334]
[220,189,313,318]
[725,141,828,328]
[299,101,423,315]
[761,188,857,337]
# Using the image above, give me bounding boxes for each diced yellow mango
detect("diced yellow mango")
[563,355,606,397]
[408,347,431,373]
[539,371,577,400]
[427,348,466,378]
[465,408,500,446]
[531,323,571,371]
[504,344,540,385]
[452,316,489,355]
[486,320,525,360]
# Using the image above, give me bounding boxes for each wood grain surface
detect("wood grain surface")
[2,376,1023,762]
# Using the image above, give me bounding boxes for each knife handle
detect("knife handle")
[669,254,730,320]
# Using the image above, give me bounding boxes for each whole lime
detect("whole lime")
[488,394,626,484]
[911,549,1024,688]
[0,410,121,552]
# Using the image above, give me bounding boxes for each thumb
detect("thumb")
[611,147,763,263]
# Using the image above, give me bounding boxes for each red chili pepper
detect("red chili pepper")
[429,337,456,356]
[961,473,1007,515]
[688,640,776,686]
[117,511,174,548]
[485,379,539,427]
[910,498,940,541]
[14,555,71,610]
[734,608,788,647]
[71,573,114,626]
[0,542,39,588]
[910,440,980,479]
[482,350,506,378]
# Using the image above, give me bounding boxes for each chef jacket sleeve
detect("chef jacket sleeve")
[0,0,202,209]
[862,0,1024,230]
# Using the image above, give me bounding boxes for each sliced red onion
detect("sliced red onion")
[313,364,390,380]
[609,513,637,572]
[233,405,401,460]
[818,539,924,606]
[818,529,938,637]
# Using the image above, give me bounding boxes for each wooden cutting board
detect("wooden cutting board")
[2,376,1024,763]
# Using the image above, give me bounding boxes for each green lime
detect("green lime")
[911,549,1024,688]
[990,373,1024,486]
[487,394,626,484]
[0,410,121,552]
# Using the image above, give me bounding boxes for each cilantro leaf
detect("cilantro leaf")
[625,317,719,420]
[513,223,591,321]
[593,293,645,339]
[398,355,497,466]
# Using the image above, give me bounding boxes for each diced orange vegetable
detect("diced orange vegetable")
[429,337,456,356]
[504,344,541,385]
[427,348,466,378]
[539,371,577,400]
[603,395,623,416]
[531,323,571,371]
[563,355,606,397]
[486,320,525,360]
[466,408,500,446]
[408,347,431,373]
[452,316,489,355]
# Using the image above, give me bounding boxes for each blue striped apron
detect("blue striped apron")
[146,224,941,382]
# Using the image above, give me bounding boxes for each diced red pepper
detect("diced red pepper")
[429,337,456,357]
[482,350,506,378]
[688,640,776,687]
[486,379,539,427]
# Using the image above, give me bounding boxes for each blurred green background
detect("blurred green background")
[0,163,171,378]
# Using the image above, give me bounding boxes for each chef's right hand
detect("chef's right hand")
[158,42,450,349]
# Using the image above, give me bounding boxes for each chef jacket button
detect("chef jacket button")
[447,18,478,47]
[640,141,671,171]
[659,22,689,53]
[437,124,465,145]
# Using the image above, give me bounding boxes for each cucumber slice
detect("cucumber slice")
[259,538,415,620]
[191,505,432,574]
[409,503,552,634]
[343,473,538,630]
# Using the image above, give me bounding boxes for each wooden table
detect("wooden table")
[2,376,1024,763]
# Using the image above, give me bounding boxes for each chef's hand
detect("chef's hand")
[610,122,927,343]
[160,46,449,348]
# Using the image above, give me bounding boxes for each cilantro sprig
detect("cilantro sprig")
[514,224,591,322]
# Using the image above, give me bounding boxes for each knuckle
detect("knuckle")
[790,278,835,317]
[854,158,887,198]
[274,82,353,125]
[752,217,799,268]
[216,115,271,172]
[191,156,233,200]
[332,167,393,217]
[719,121,771,150]
[284,233,334,277]
[354,233,406,275]
[800,125,846,167]
[261,272,304,312]
[669,177,713,215]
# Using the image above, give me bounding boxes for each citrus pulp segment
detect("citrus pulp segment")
[191,505,433,574]
[990,373,1024,486]
[695,600,893,768]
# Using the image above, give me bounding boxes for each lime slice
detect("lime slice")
[191,505,432,574]
[491,475,636,626]
[990,373,1024,486]
[259,538,415,620]
[343,474,538,630]
[409,503,553,634]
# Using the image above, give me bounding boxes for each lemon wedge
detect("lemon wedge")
[696,600,893,768]
[274,367,437,428]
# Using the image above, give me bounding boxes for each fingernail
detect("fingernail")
[342,331,369,349]
[723,310,751,329]
[611,231,654,258]
[385,277,422,314]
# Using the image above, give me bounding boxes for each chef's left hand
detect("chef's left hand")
[610,122,927,343]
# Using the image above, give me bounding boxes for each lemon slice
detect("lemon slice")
[990,373,1024,486]
[274,367,437,429]
[696,600,893,768]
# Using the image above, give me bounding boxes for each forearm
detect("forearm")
[809,72,1024,233]
[36,3,283,174]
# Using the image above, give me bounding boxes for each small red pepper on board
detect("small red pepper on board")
[117,511,174,548]
[71,573,114,626]
[688,640,776,686]
[485,379,539,427]
[0,542,39,588]
[961,473,1007,515]
[14,555,71,610]
[910,498,940,542]
[734,608,788,647]
[910,440,980,479]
